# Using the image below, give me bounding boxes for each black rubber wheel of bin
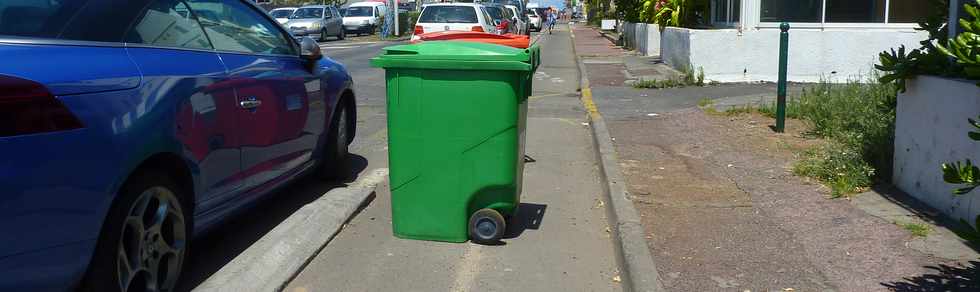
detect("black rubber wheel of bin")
[469,208,505,244]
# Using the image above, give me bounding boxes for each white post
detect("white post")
[949,0,960,40]
[395,0,400,36]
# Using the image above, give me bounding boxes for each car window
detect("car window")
[270,9,292,18]
[346,6,372,17]
[185,0,295,55]
[290,7,323,19]
[418,6,478,23]
[484,6,503,21]
[0,0,159,42]
[125,0,212,49]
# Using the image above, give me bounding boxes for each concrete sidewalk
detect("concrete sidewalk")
[283,25,621,292]
[571,25,979,291]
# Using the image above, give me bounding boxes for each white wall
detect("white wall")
[661,27,691,71]
[894,76,980,227]
[661,27,927,82]
[622,22,661,57]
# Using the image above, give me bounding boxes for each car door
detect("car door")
[122,0,245,211]
[328,6,342,35]
[186,0,323,193]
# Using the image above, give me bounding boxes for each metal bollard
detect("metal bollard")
[775,22,789,133]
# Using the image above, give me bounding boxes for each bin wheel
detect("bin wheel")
[469,208,506,244]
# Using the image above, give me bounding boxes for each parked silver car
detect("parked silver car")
[286,5,345,41]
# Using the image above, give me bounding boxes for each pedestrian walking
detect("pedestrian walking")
[547,8,557,34]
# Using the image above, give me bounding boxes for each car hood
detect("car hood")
[276,18,289,24]
[286,19,320,27]
[343,17,373,25]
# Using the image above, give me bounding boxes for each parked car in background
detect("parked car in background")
[483,4,514,34]
[0,0,357,291]
[269,7,297,24]
[343,1,386,36]
[526,8,542,32]
[504,5,526,35]
[398,1,416,12]
[412,3,497,40]
[287,5,345,41]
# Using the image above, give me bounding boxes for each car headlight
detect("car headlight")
[311,22,321,30]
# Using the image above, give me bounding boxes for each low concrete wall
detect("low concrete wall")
[622,22,661,57]
[660,27,927,82]
[894,76,980,226]
[661,27,691,71]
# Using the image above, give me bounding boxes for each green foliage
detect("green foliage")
[899,222,932,237]
[876,0,961,91]
[616,0,643,22]
[875,46,923,92]
[760,76,898,197]
[795,142,876,197]
[941,116,980,195]
[937,0,980,84]
[633,66,705,88]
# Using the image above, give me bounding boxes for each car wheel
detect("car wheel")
[337,28,346,40]
[80,171,189,292]
[319,29,328,42]
[319,102,351,180]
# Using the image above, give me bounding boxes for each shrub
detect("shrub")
[760,76,898,196]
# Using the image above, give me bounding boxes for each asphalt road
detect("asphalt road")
[286,27,622,291]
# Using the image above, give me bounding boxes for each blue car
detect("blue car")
[0,0,356,291]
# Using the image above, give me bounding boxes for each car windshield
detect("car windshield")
[345,6,372,17]
[484,6,504,21]
[290,7,323,19]
[270,9,293,18]
[418,6,477,23]
[526,10,537,17]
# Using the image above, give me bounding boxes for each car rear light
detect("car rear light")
[0,75,83,137]
[471,26,484,32]
[414,25,424,35]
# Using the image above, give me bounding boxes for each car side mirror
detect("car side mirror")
[493,20,501,26]
[300,37,322,61]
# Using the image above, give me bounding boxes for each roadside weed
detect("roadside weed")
[898,221,932,237]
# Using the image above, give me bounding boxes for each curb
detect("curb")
[570,25,665,292]
[194,168,389,292]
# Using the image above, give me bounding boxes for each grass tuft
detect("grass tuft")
[898,222,932,237]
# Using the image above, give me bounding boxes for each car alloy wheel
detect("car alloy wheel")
[116,186,187,292]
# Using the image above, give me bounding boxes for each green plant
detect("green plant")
[760,76,898,197]
[937,0,980,84]
[941,116,980,194]
[632,67,705,89]
[877,0,961,91]
[876,46,924,92]
[795,142,876,197]
[899,222,932,237]
[697,97,713,107]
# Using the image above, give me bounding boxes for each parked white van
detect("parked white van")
[344,1,387,35]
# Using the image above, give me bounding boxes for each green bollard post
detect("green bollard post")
[775,22,789,133]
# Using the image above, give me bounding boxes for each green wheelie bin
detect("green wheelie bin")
[371,41,540,244]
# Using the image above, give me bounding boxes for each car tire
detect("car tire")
[80,171,190,292]
[319,101,351,180]
[319,29,328,42]
[337,28,346,40]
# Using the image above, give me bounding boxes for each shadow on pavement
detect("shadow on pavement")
[505,203,547,239]
[881,260,980,291]
[176,153,369,291]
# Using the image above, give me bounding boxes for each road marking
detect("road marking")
[451,244,483,292]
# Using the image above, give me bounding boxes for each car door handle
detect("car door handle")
[240,98,262,109]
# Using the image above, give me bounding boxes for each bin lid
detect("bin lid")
[371,41,534,71]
